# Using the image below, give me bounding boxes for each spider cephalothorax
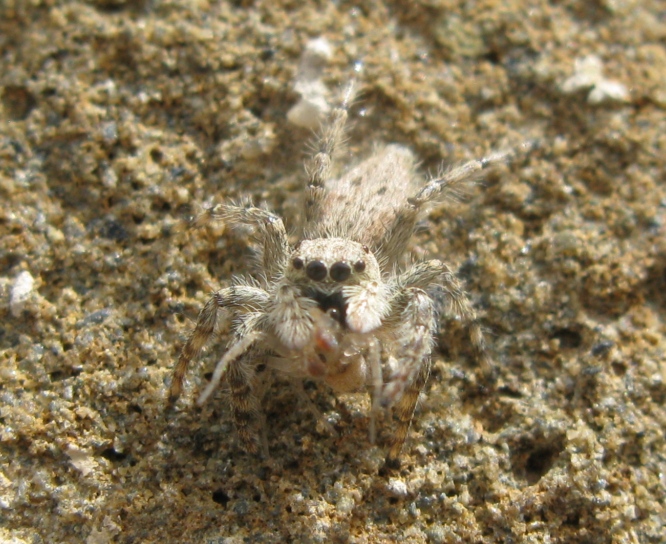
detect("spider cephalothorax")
[284,238,386,335]
[169,84,508,467]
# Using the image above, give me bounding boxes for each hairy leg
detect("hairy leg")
[197,330,266,405]
[393,259,492,376]
[169,285,269,403]
[408,149,513,208]
[378,147,524,266]
[225,350,267,456]
[366,337,382,444]
[381,287,436,465]
[304,82,355,224]
[382,288,436,407]
[194,203,290,282]
[385,357,431,469]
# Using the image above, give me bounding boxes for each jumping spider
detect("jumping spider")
[169,85,509,467]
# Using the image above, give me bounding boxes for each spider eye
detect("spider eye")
[362,245,370,254]
[292,257,304,270]
[306,260,327,281]
[353,260,366,273]
[330,262,352,282]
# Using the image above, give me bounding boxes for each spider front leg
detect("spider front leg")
[381,256,494,466]
[398,259,492,376]
[190,315,269,456]
[385,356,431,469]
[382,287,436,406]
[169,285,269,404]
[224,345,268,456]
[382,287,436,466]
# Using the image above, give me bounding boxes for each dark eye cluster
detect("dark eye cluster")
[292,257,366,282]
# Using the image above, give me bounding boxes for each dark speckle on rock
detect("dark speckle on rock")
[591,340,614,357]
[232,499,251,516]
[76,308,113,328]
[99,219,130,242]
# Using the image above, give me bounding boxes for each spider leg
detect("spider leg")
[194,204,290,282]
[408,149,512,208]
[304,82,355,224]
[396,259,492,376]
[197,309,271,456]
[377,148,519,266]
[385,356,431,469]
[382,288,436,407]
[366,337,382,444]
[382,287,436,464]
[169,285,269,404]
[197,330,266,405]
[219,339,268,456]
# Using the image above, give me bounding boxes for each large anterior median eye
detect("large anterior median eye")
[306,260,327,281]
[330,262,352,282]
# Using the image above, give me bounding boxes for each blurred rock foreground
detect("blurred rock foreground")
[1,1,665,542]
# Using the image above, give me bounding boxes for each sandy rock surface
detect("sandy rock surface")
[1,1,665,542]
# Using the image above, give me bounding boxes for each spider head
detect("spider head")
[286,238,380,289]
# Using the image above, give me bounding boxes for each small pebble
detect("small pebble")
[386,478,409,498]
[10,270,35,317]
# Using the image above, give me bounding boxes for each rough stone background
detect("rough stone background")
[1,1,665,543]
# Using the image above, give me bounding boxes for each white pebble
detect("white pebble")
[10,270,35,317]
[287,37,334,130]
[560,55,629,104]
[287,94,329,129]
[588,79,629,104]
[386,478,409,498]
